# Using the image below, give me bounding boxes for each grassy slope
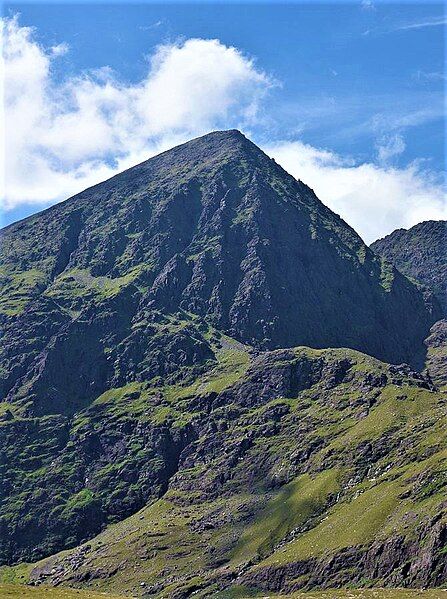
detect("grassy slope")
[231,468,342,564]
[3,347,443,598]
[261,448,447,566]
[0,584,130,598]
[0,587,446,599]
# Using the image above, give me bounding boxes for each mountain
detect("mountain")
[4,345,447,597]
[371,220,446,314]
[371,220,446,389]
[0,132,440,400]
[0,131,445,596]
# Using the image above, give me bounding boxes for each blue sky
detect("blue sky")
[2,1,445,241]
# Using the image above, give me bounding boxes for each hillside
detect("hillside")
[371,220,446,314]
[2,344,446,597]
[0,131,445,598]
[371,220,446,388]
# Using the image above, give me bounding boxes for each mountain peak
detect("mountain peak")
[196,128,246,140]
[154,129,251,158]
[90,128,269,198]
[147,128,263,166]
[1,131,440,372]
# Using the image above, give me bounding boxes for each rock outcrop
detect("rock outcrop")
[371,219,446,314]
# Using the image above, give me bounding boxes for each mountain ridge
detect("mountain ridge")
[0,130,268,233]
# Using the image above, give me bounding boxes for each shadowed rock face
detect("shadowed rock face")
[370,220,446,390]
[0,132,441,412]
[371,219,447,315]
[424,318,447,389]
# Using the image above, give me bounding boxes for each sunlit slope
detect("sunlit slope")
[5,346,443,597]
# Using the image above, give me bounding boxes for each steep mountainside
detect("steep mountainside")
[371,220,446,314]
[371,220,446,389]
[0,131,445,597]
[3,344,446,597]
[0,133,441,397]
[424,318,447,390]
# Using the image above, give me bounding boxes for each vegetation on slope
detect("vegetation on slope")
[371,220,446,314]
[1,132,445,598]
[0,347,442,597]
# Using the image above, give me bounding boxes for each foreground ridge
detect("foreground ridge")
[5,344,447,596]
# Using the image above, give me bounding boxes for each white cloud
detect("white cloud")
[265,141,446,244]
[50,42,69,57]
[361,0,376,11]
[375,133,406,164]
[1,16,445,243]
[1,16,272,209]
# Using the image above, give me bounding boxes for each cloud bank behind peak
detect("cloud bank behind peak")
[1,16,445,242]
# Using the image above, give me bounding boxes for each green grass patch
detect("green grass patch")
[327,385,438,451]
[262,476,403,565]
[0,584,128,598]
[232,468,341,564]
[44,267,143,304]
[0,268,47,315]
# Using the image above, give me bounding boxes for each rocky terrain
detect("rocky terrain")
[371,220,446,390]
[0,131,445,598]
[4,344,445,597]
[371,220,446,315]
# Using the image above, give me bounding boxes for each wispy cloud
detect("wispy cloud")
[412,70,446,83]
[364,14,446,37]
[50,42,69,57]
[375,133,406,165]
[139,20,165,31]
[360,0,376,12]
[392,15,447,31]
[272,92,444,150]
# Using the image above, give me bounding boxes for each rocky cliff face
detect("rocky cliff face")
[424,318,447,390]
[371,220,446,389]
[19,346,446,597]
[0,133,441,406]
[371,220,446,315]
[0,131,445,596]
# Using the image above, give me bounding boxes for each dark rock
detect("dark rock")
[371,219,446,315]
